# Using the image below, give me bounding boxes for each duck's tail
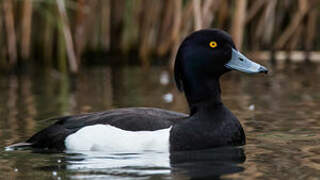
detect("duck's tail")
[5,142,32,151]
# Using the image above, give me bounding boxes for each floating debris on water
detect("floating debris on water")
[160,71,170,85]
[248,104,255,111]
[163,93,173,103]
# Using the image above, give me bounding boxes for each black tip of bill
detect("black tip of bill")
[258,66,268,74]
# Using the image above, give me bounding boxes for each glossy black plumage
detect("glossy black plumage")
[10,29,268,151]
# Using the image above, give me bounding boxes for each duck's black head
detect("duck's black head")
[174,29,268,105]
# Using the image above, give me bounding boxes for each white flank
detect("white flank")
[65,124,171,152]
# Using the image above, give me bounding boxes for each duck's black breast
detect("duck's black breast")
[169,104,245,151]
[27,108,188,151]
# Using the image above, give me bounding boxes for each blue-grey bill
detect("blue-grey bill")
[225,48,268,74]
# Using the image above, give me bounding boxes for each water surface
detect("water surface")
[1,62,320,179]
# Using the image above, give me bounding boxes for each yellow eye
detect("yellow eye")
[209,41,218,48]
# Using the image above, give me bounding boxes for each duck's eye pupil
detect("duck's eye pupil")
[209,41,218,48]
[239,58,244,61]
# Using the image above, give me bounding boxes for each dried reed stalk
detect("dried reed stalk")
[56,0,78,73]
[21,0,33,60]
[231,0,247,49]
[75,0,87,61]
[261,0,276,45]
[101,0,111,50]
[43,8,53,66]
[274,0,309,49]
[289,25,302,51]
[305,5,317,51]
[254,0,276,46]
[110,0,125,52]
[246,0,266,24]
[202,0,218,28]
[169,0,182,69]
[157,0,173,56]
[3,0,17,66]
[193,0,202,30]
[83,0,98,50]
[217,0,228,29]
[139,0,162,64]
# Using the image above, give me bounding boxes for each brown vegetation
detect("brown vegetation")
[0,0,320,72]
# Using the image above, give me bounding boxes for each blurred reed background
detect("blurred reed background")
[1,0,320,73]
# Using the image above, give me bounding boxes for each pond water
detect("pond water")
[1,61,320,179]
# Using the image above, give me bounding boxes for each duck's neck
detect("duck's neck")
[184,77,222,115]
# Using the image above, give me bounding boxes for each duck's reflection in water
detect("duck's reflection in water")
[170,146,246,179]
[63,146,245,179]
[65,151,171,176]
